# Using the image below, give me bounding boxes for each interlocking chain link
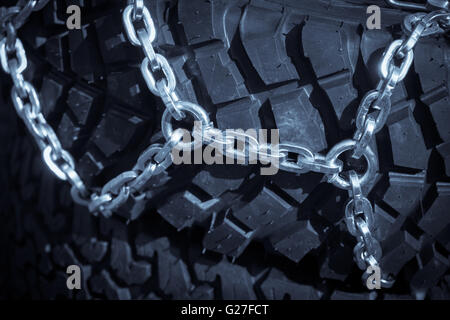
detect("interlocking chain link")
[346,171,395,288]
[1,0,88,200]
[343,7,449,286]
[2,0,449,289]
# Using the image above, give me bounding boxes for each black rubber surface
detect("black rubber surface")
[0,0,449,300]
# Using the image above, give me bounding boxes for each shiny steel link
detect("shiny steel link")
[137,28,158,67]
[380,40,414,83]
[352,115,376,160]
[87,131,184,215]
[278,144,315,174]
[124,2,185,120]
[386,0,428,11]
[326,140,378,190]
[132,0,144,21]
[141,54,177,96]
[122,4,156,46]
[162,100,212,150]
[346,170,394,288]
[42,147,75,180]
[351,10,447,163]
[0,37,27,74]
[1,3,88,201]
[0,1,49,34]
[9,61,27,98]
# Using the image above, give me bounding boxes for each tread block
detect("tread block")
[302,18,359,120]
[259,268,322,300]
[240,3,299,85]
[381,172,426,217]
[419,183,450,237]
[232,186,294,232]
[414,40,450,95]
[95,13,137,65]
[410,242,449,292]
[421,85,450,142]
[90,270,131,300]
[67,85,99,126]
[319,233,354,282]
[179,0,242,46]
[179,0,248,104]
[317,70,358,121]
[188,285,215,300]
[437,142,450,177]
[68,24,104,83]
[216,97,262,130]
[271,172,323,205]
[194,258,257,299]
[270,220,321,263]
[44,36,65,72]
[169,55,200,106]
[203,211,254,257]
[80,238,109,263]
[106,69,154,112]
[39,75,66,117]
[331,290,376,300]
[372,203,404,242]
[91,106,148,158]
[135,236,197,298]
[76,151,105,185]
[436,224,450,251]
[110,239,152,285]
[57,114,81,150]
[157,190,219,231]
[194,42,249,104]
[116,194,148,221]
[270,85,327,152]
[192,167,247,198]
[386,100,431,170]
[381,227,422,276]
[135,234,169,259]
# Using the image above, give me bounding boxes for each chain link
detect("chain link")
[345,171,395,288]
[1,2,89,200]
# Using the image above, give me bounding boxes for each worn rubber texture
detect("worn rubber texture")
[0,0,449,300]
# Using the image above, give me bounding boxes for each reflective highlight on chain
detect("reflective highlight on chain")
[0,2,88,200]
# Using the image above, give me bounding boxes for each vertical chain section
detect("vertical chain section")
[2,0,449,289]
[1,0,89,200]
[336,8,449,287]
[345,171,395,288]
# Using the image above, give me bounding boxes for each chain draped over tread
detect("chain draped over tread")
[1,0,449,289]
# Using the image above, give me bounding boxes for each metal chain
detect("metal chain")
[2,0,449,288]
[346,170,395,288]
[1,0,89,201]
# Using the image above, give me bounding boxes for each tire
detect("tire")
[0,0,449,300]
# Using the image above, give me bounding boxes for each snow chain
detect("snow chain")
[1,0,449,288]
